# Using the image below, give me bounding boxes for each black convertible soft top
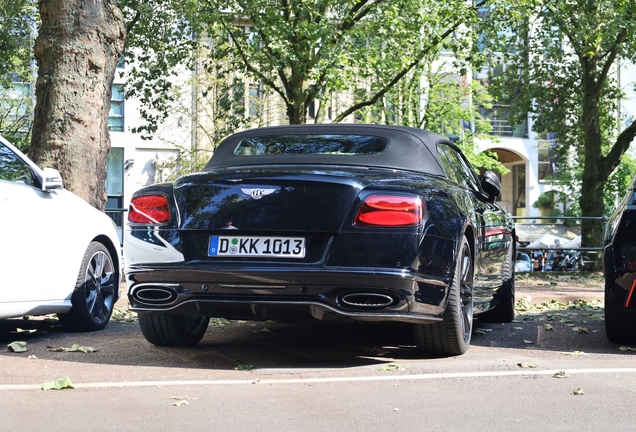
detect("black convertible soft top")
[204,124,451,176]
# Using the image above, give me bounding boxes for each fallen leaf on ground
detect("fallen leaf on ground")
[553,371,570,378]
[235,364,254,371]
[517,362,537,368]
[172,400,189,407]
[572,327,589,334]
[6,341,27,353]
[619,346,636,352]
[28,355,38,359]
[42,377,74,391]
[110,307,138,323]
[544,324,554,331]
[561,351,589,356]
[523,340,534,344]
[253,327,274,334]
[572,388,584,395]
[168,396,197,401]
[48,344,97,353]
[379,364,406,371]
[210,318,232,327]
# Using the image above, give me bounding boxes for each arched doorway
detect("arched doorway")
[483,148,527,216]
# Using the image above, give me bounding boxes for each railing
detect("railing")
[512,215,606,272]
[105,207,127,245]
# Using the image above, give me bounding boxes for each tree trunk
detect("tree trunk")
[30,0,125,210]
[579,61,604,269]
[286,100,307,125]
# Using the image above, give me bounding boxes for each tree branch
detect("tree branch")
[602,119,636,179]
[597,28,628,89]
[331,0,487,123]
[332,22,462,123]
[126,10,141,34]
[219,19,289,105]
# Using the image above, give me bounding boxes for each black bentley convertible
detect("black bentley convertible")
[124,124,515,356]
[604,173,636,343]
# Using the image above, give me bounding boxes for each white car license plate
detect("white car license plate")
[208,236,306,258]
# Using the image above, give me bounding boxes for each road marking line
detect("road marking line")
[2,368,636,391]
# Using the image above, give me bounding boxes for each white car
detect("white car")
[515,252,533,273]
[0,135,121,331]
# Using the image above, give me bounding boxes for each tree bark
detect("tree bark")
[30,0,125,210]
[579,58,605,256]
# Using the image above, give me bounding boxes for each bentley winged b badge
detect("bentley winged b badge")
[241,188,276,200]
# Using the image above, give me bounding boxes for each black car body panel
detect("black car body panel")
[124,125,514,349]
[603,174,636,342]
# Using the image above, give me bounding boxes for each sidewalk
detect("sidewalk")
[515,281,605,303]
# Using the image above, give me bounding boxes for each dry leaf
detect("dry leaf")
[379,364,406,371]
[42,377,74,391]
[6,341,27,353]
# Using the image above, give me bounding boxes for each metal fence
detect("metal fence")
[105,208,127,245]
[513,215,606,272]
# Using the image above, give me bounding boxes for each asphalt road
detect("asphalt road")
[1,276,635,431]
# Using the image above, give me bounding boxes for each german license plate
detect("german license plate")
[208,236,306,258]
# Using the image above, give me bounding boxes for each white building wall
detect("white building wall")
[109,63,193,212]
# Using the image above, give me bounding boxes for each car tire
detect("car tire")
[477,240,515,323]
[413,236,473,356]
[58,241,118,332]
[138,313,210,346]
[605,276,636,343]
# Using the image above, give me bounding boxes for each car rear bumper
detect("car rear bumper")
[125,263,452,324]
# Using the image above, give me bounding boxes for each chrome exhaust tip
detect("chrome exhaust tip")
[133,287,178,304]
[339,292,395,308]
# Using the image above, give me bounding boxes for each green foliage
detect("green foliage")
[351,53,507,174]
[481,0,636,226]
[0,0,37,149]
[120,0,200,138]
[0,0,36,86]
[605,153,636,214]
[124,0,489,129]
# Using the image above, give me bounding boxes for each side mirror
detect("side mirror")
[41,167,64,192]
[481,170,501,202]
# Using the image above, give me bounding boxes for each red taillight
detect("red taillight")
[128,195,170,224]
[354,195,423,227]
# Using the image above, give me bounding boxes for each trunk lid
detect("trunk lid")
[174,168,366,232]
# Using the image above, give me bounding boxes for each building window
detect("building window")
[478,104,528,138]
[537,135,558,181]
[233,84,245,116]
[105,147,124,242]
[249,84,261,118]
[108,85,124,132]
[105,147,124,197]
[307,99,316,119]
[513,164,526,216]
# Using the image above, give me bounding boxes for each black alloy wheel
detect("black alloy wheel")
[58,241,117,331]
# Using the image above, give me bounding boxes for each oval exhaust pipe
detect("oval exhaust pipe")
[340,293,395,308]
[134,287,178,304]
